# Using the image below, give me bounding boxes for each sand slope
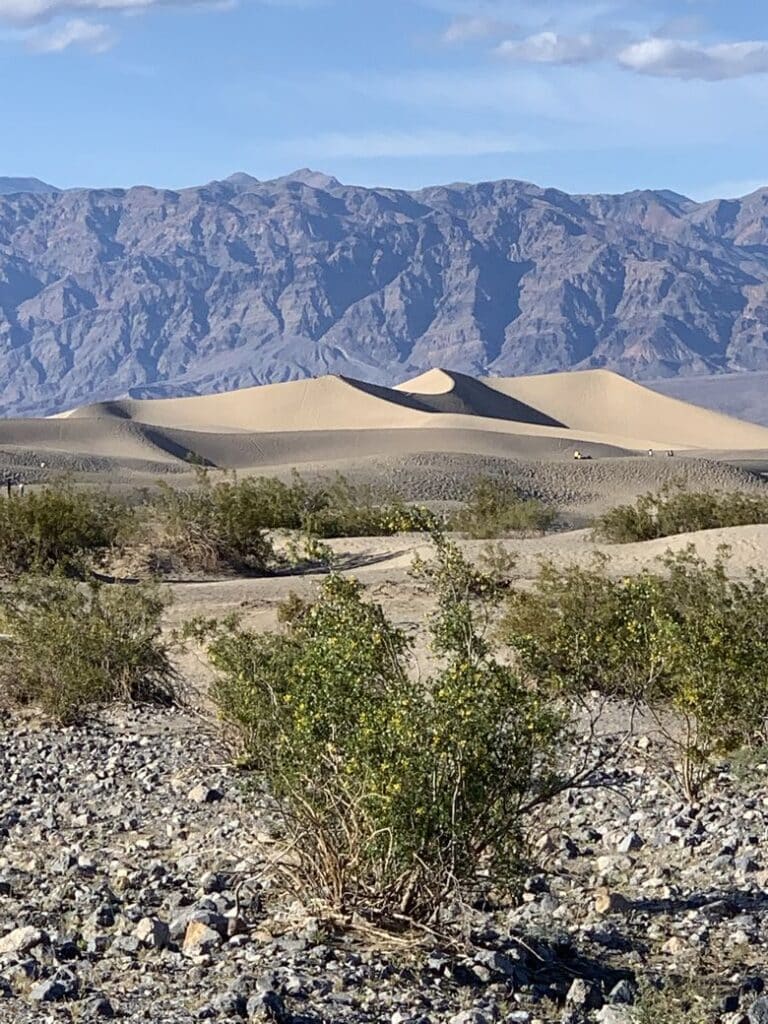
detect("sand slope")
[0,367,756,477]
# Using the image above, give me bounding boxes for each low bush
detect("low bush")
[146,473,438,573]
[450,477,556,539]
[0,483,132,577]
[500,547,768,798]
[594,487,768,543]
[299,475,438,538]
[0,576,176,724]
[204,536,565,922]
[148,477,276,574]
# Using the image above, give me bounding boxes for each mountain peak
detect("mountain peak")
[223,172,262,188]
[0,176,60,196]
[276,168,342,190]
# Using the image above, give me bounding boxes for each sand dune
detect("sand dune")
[0,367,756,479]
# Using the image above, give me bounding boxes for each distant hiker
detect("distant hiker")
[17,481,25,497]
[648,449,654,457]
[4,477,10,499]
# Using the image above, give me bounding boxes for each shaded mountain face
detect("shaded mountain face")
[1,171,768,416]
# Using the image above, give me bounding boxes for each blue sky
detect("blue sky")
[1,0,767,198]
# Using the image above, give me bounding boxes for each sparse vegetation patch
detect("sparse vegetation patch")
[594,486,768,543]
[500,546,768,798]
[449,476,557,538]
[204,537,566,921]
[0,576,176,724]
[0,483,132,577]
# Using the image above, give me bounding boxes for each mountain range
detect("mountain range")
[1,170,768,418]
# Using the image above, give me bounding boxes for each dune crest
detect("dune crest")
[26,366,768,470]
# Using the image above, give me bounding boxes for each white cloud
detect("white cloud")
[496,31,607,65]
[0,0,209,24]
[27,13,113,48]
[618,37,768,81]
[441,16,515,44]
[276,128,546,160]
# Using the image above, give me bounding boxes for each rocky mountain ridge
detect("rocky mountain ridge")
[1,170,768,417]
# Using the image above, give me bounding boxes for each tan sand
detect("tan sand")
[0,368,760,485]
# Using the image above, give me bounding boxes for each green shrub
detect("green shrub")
[450,477,556,539]
[594,487,768,543]
[0,576,176,724]
[300,475,438,538]
[148,477,276,574]
[0,484,131,577]
[147,473,438,573]
[500,548,768,798]
[205,537,564,922]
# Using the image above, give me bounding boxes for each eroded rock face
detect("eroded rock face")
[1,173,768,416]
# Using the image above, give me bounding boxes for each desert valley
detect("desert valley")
[1,359,768,1024]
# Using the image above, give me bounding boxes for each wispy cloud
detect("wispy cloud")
[441,16,515,45]
[618,38,768,81]
[0,0,212,25]
[496,31,607,65]
[494,28,768,81]
[27,14,113,49]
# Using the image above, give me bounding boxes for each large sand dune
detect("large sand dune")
[0,368,761,492]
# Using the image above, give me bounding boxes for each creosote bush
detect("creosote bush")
[204,536,565,922]
[594,486,768,543]
[148,476,276,574]
[0,483,132,577]
[450,477,556,539]
[146,472,438,574]
[0,576,176,724]
[500,547,768,799]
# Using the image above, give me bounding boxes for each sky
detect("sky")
[0,0,767,199]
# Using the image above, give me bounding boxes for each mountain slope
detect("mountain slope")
[2,171,768,416]
[0,177,59,196]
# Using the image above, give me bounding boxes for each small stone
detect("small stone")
[594,891,631,915]
[210,989,248,1018]
[617,832,644,853]
[134,917,171,950]
[29,979,67,1003]
[182,921,222,957]
[662,936,685,955]
[566,978,603,1011]
[188,784,223,804]
[85,996,115,1018]
[597,1009,634,1024]
[0,926,46,956]
[609,980,635,1005]
[247,987,290,1022]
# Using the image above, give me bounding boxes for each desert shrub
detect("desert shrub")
[0,576,175,724]
[205,537,564,922]
[500,548,768,798]
[147,473,437,573]
[300,475,438,538]
[594,487,768,543]
[148,477,276,574]
[632,978,712,1024]
[0,483,132,577]
[450,477,556,539]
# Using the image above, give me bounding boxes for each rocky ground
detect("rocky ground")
[2,704,768,1024]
